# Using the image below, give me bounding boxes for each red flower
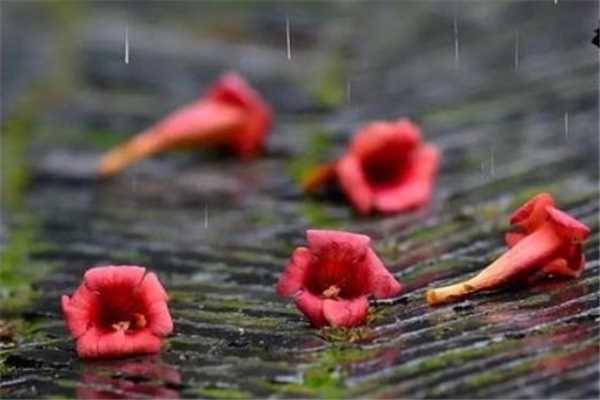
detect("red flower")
[505,193,586,279]
[277,229,402,327]
[302,119,439,215]
[62,265,173,358]
[98,72,272,176]
[426,193,590,305]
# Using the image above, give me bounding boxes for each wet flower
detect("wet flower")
[98,72,272,176]
[301,119,440,215]
[62,265,173,358]
[504,193,586,280]
[426,193,590,305]
[277,229,402,327]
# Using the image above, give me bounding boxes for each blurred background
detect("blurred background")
[1,1,598,399]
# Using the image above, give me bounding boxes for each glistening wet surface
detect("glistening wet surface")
[1,2,598,399]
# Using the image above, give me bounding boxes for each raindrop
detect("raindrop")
[203,204,209,228]
[490,145,496,177]
[514,30,519,70]
[285,16,292,60]
[564,112,569,139]
[346,80,352,104]
[453,3,459,68]
[554,0,558,4]
[124,25,129,64]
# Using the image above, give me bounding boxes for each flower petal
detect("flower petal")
[76,327,162,359]
[124,330,162,356]
[62,284,98,339]
[276,247,311,297]
[84,265,146,293]
[137,272,169,306]
[294,290,326,327]
[541,244,585,278]
[509,192,555,230]
[62,297,89,338]
[365,249,402,299]
[76,326,102,358]
[505,232,526,247]
[541,258,577,278]
[546,206,591,242]
[322,297,369,327]
[306,229,370,255]
[350,119,421,159]
[207,72,272,157]
[336,155,373,214]
[97,329,128,358]
[372,145,439,212]
[147,301,173,337]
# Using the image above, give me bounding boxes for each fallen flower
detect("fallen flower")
[62,265,173,358]
[301,119,439,215]
[504,192,586,280]
[426,193,590,305]
[98,72,272,176]
[277,229,402,327]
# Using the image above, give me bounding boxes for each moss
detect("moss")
[421,96,508,126]
[286,129,336,183]
[20,318,61,338]
[250,210,279,227]
[457,202,506,223]
[190,387,251,399]
[311,54,346,108]
[0,214,56,315]
[299,200,347,228]
[0,355,12,377]
[1,90,64,315]
[507,184,560,210]
[407,222,462,243]
[319,326,375,343]
[464,361,533,388]
[396,339,520,377]
[262,345,378,398]
[1,117,34,209]
[36,126,126,151]
[53,379,79,389]
[84,129,127,150]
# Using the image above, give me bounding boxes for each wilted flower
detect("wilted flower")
[98,72,272,176]
[426,193,590,305]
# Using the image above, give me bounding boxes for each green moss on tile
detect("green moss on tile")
[0,215,57,315]
[0,355,12,377]
[319,326,375,343]
[407,222,462,243]
[262,345,378,398]
[188,387,251,399]
[286,129,336,183]
[311,54,346,108]
[53,379,80,389]
[1,117,35,209]
[299,200,347,228]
